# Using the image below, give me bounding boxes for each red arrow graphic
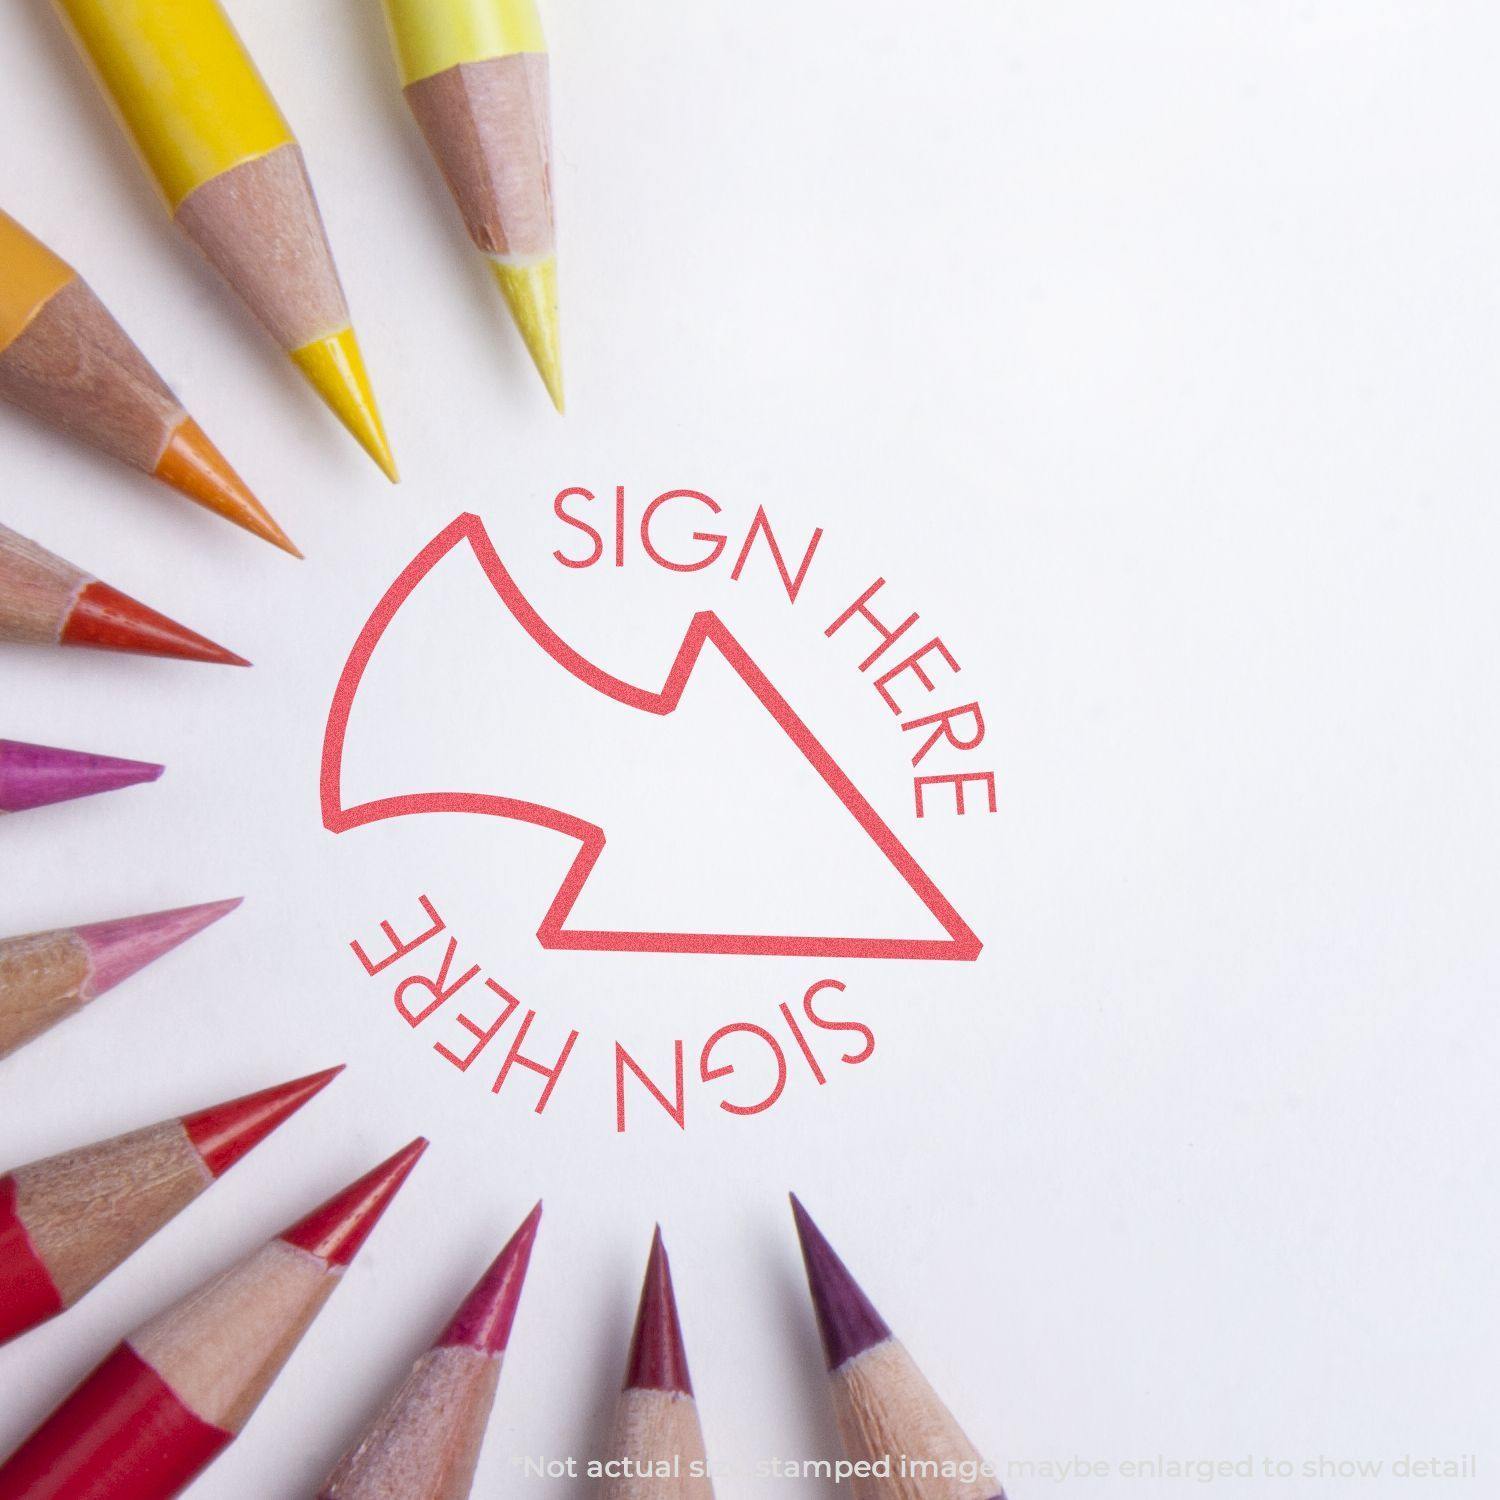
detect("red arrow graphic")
[321,514,982,962]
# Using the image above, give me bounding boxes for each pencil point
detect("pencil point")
[281,1137,427,1267]
[183,1065,345,1177]
[790,1194,893,1371]
[155,419,301,556]
[623,1225,694,1396]
[439,1201,543,1355]
[291,326,398,481]
[0,740,162,813]
[73,898,241,998]
[63,581,249,665]
[490,259,563,412]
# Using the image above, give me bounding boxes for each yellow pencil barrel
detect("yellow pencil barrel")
[0,211,78,352]
[382,0,546,87]
[52,0,294,209]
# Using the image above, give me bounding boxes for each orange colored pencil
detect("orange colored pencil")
[0,899,241,1062]
[0,1139,428,1500]
[0,209,296,554]
[791,1195,1004,1500]
[0,1066,342,1345]
[602,1227,714,1499]
[318,1202,541,1499]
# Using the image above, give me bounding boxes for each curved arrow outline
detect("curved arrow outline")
[321,514,982,961]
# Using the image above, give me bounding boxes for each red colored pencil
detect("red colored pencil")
[318,1201,542,1499]
[0,1138,427,1500]
[0,738,162,814]
[0,899,240,1062]
[791,1195,1004,1500]
[0,520,247,664]
[602,1227,714,1499]
[0,1065,341,1346]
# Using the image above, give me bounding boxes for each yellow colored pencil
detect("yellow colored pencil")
[380,0,562,411]
[52,0,398,479]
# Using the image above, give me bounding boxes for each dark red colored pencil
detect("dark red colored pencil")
[791,1194,1004,1499]
[318,1202,542,1498]
[0,1066,341,1346]
[0,1139,427,1500]
[601,1226,714,1498]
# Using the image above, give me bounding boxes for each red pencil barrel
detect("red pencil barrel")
[0,1344,229,1500]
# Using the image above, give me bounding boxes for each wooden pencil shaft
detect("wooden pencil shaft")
[603,1388,713,1500]
[0,522,87,646]
[0,929,92,1059]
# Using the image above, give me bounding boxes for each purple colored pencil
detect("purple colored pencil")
[791,1194,1005,1499]
[0,738,162,814]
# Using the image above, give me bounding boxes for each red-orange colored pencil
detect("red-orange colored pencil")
[0,898,241,1062]
[318,1201,542,1499]
[791,1195,1004,1500]
[602,1227,714,1499]
[0,521,247,665]
[0,1138,428,1500]
[0,1065,342,1346]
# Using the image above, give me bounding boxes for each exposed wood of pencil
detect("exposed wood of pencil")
[791,1196,1004,1500]
[404,55,554,261]
[603,1228,713,1500]
[0,521,248,664]
[174,144,348,354]
[318,1201,541,1499]
[0,1140,427,1498]
[0,1068,341,1346]
[0,899,241,1061]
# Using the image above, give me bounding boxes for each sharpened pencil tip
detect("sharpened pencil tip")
[155,418,301,556]
[182,1065,345,1177]
[62,581,247,666]
[290,325,398,481]
[281,1137,427,1267]
[490,258,563,412]
[439,1201,543,1355]
[790,1194,893,1371]
[76,898,242,997]
[623,1225,694,1396]
[0,740,163,813]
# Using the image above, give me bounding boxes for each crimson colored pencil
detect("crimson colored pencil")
[790,1195,1004,1500]
[318,1201,542,1499]
[0,898,240,1062]
[602,1227,714,1500]
[0,1138,428,1500]
[0,1065,342,1346]
[0,520,247,665]
[0,738,162,814]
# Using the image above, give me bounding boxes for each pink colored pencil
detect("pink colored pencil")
[0,737,162,813]
[318,1202,542,1498]
[0,1139,428,1500]
[0,1065,342,1345]
[602,1227,714,1499]
[791,1195,1004,1500]
[0,898,240,1061]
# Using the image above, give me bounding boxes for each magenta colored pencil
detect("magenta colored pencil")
[0,738,162,814]
[791,1195,1005,1499]
[319,1203,542,1498]
[0,899,240,1061]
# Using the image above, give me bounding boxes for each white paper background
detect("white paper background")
[1,2,1496,1495]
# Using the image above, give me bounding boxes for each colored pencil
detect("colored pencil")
[791,1195,1004,1500]
[52,0,398,479]
[0,520,247,665]
[0,898,241,1062]
[0,738,162,814]
[0,209,296,554]
[0,1065,342,1346]
[318,1201,542,1499]
[0,1138,427,1500]
[602,1227,714,1500]
[380,0,562,410]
